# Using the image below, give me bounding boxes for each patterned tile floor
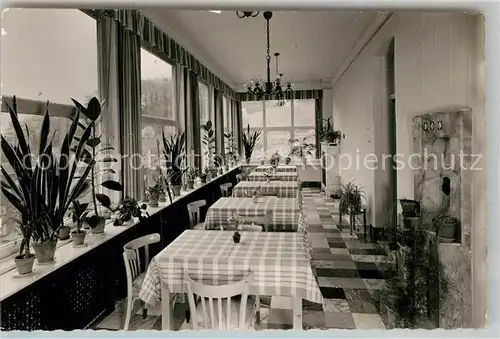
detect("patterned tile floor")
[94,189,391,331]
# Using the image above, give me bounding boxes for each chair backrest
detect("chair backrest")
[240,211,272,232]
[220,183,233,197]
[185,272,254,330]
[123,233,161,285]
[236,174,243,183]
[187,200,207,227]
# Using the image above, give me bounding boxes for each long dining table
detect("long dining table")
[138,230,323,330]
[254,165,297,173]
[247,171,298,182]
[232,181,300,198]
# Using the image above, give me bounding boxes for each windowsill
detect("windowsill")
[0,165,241,302]
[241,159,321,167]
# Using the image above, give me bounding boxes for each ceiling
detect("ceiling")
[140,9,384,89]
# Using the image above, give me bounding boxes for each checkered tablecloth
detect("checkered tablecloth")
[233,181,300,198]
[248,172,298,182]
[204,197,305,232]
[139,230,323,307]
[254,165,297,173]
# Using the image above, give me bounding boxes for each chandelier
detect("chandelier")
[240,11,293,105]
[236,11,259,18]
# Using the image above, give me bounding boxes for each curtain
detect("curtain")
[234,100,243,156]
[97,13,121,203]
[214,89,224,155]
[315,96,323,158]
[188,71,201,170]
[118,26,143,200]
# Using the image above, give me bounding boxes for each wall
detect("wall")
[332,11,485,328]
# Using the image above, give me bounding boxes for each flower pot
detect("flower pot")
[58,226,71,240]
[14,254,35,275]
[402,216,420,229]
[159,192,166,202]
[200,175,207,183]
[439,221,456,240]
[400,199,420,217]
[171,185,182,196]
[71,230,86,246]
[245,158,251,165]
[224,165,229,172]
[187,181,194,190]
[218,168,224,175]
[82,221,90,230]
[149,196,159,207]
[233,231,241,244]
[33,241,57,263]
[91,218,106,234]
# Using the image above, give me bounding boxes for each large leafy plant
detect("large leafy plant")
[202,120,216,169]
[242,124,262,162]
[71,98,123,227]
[319,117,341,144]
[339,181,365,234]
[1,96,95,244]
[161,130,187,186]
[288,136,315,164]
[224,132,239,164]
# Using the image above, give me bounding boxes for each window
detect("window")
[140,47,176,176]
[223,95,232,156]
[241,98,317,162]
[199,81,210,169]
[0,8,98,257]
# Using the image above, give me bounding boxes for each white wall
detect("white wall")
[332,12,484,227]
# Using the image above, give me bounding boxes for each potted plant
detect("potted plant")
[1,96,95,264]
[319,117,342,145]
[270,152,281,168]
[200,170,208,183]
[69,200,89,246]
[147,183,162,207]
[162,130,188,197]
[71,98,124,235]
[432,213,458,242]
[400,199,420,217]
[285,156,292,165]
[186,168,198,190]
[13,218,37,275]
[339,181,365,235]
[242,124,262,164]
[224,132,239,167]
[113,197,149,226]
[288,136,315,164]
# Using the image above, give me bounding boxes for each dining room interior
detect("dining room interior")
[0,6,486,332]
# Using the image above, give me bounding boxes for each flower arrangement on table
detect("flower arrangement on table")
[265,168,274,183]
[227,213,244,243]
[251,186,262,203]
[270,152,281,168]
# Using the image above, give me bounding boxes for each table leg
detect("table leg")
[293,296,302,330]
[161,285,173,330]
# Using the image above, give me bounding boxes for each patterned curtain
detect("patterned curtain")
[189,71,201,170]
[85,9,236,99]
[118,26,143,200]
[213,89,223,154]
[234,100,243,156]
[315,96,323,158]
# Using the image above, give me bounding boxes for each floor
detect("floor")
[94,188,392,331]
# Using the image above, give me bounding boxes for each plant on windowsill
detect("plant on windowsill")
[214,154,224,175]
[288,136,315,165]
[319,117,341,145]
[146,182,162,207]
[1,96,94,264]
[71,98,124,235]
[113,197,149,226]
[224,132,239,168]
[162,130,188,197]
[242,124,262,164]
[339,181,365,236]
[12,218,37,275]
[69,200,89,246]
[186,168,199,190]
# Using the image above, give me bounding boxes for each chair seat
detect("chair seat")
[195,296,256,330]
[193,223,205,230]
[239,224,263,232]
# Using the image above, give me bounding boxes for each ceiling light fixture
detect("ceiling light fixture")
[241,11,293,102]
[236,11,260,18]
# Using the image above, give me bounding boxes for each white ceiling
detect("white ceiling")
[140,9,384,89]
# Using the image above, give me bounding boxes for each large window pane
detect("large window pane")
[141,48,174,119]
[242,101,263,128]
[293,99,316,127]
[199,82,210,169]
[251,130,265,162]
[266,130,291,158]
[1,9,98,104]
[265,100,291,127]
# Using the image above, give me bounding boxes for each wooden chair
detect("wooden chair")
[220,183,233,197]
[122,233,164,330]
[187,200,207,230]
[185,272,256,330]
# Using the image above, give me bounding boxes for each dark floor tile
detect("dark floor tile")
[357,269,384,279]
[327,240,347,248]
[316,268,360,278]
[302,300,324,311]
[320,287,346,299]
[354,262,378,271]
[344,288,371,302]
[349,248,387,256]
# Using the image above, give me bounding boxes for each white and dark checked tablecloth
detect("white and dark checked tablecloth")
[139,230,323,306]
[254,165,297,173]
[232,181,300,198]
[204,197,305,232]
[248,172,298,182]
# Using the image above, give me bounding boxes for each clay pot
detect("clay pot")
[33,241,57,263]
[91,218,106,234]
[171,185,182,196]
[158,192,166,202]
[58,226,71,240]
[71,230,86,246]
[187,181,194,190]
[14,254,35,275]
[149,196,159,207]
[439,220,456,240]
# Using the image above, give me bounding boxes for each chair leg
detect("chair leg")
[256,294,260,324]
[142,303,148,319]
[124,296,133,331]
